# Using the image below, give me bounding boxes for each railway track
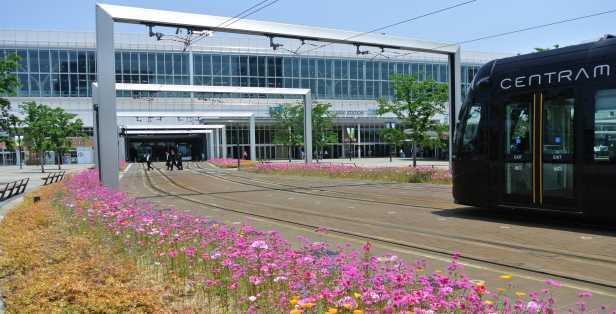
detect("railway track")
[138,164,616,291]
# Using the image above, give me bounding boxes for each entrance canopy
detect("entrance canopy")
[95,3,462,187]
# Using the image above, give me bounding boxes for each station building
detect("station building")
[1,29,507,162]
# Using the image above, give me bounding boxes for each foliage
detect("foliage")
[271,104,304,161]
[47,107,84,169]
[377,74,448,166]
[0,53,20,142]
[301,103,338,160]
[420,122,449,151]
[253,163,452,184]
[20,101,83,172]
[378,127,404,160]
[0,186,165,313]
[270,102,338,160]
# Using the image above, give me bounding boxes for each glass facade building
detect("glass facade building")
[3,48,479,100]
[1,30,503,160]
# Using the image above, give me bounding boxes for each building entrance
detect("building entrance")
[126,135,206,162]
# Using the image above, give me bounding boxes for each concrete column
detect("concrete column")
[95,5,119,188]
[357,123,361,158]
[249,115,256,161]
[448,46,462,166]
[214,128,220,158]
[303,92,312,163]
[208,132,214,160]
[221,125,227,158]
[118,134,126,162]
[188,48,194,110]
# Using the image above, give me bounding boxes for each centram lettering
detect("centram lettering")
[500,64,610,90]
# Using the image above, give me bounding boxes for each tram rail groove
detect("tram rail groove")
[137,165,616,290]
[195,162,616,238]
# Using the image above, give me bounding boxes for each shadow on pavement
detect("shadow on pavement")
[433,206,616,237]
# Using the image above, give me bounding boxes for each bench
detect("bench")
[41,171,66,185]
[0,178,29,201]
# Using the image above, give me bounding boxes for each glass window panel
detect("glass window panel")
[69,74,78,96]
[139,52,147,74]
[40,73,50,96]
[283,58,292,77]
[380,61,388,80]
[50,50,60,73]
[114,52,122,74]
[59,51,69,73]
[174,54,183,75]
[308,59,317,78]
[505,102,531,155]
[257,56,266,77]
[17,74,28,96]
[77,51,87,73]
[202,54,212,76]
[249,56,257,76]
[156,53,165,75]
[543,97,574,155]
[461,104,482,152]
[505,163,532,195]
[69,51,77,73]
[221,55,230,76]
[212,55,221,75]
[16,50,27,72]
[240,56,249,76]
[60,73,69,96]
[594,89,616,161]
[231,55,240,76]
[341,60,349,79]
[202,75,212,86]
[194,54,203,75]
[349,60,358,79]
[317,59,326,78]
[28,50,39,73]
[29,74,40,96]
[291,58,299,77]
[357,61,365,80]
[164,53,173,75]
[78,74,87,96]
[274,57,282,77]
[147,52,156,75]
[51,74,60,96]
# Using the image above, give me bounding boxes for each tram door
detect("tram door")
[503,90,576,210]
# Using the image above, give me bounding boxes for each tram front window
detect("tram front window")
[504,102,532,196]
[594,89,616,162]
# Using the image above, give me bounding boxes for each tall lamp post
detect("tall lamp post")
[236,124,240,169]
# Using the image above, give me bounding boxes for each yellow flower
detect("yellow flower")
[407,311,415,314]
[515,291,526,298]
[484,300,494,305]
[499,274,513,280]
[353,310,364,314]
[301,302,315,309]
[342,303,353,310]
[289,297,299,305]
[327,308,338,314]
[354,292,361,299]
[290,310,302,314]
[434,269,442,274]
[496,287,506,293]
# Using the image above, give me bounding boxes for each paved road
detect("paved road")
[120,162,616,309]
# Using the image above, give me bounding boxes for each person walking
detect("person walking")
[169,150,176,171]
[242,150,248,160]
[165,151,171,170]
[146,153,153,171]
[176,152,183,170]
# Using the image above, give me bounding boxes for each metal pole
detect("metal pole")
[303,92,312,163]
[249,115,256,161]
[237,125,240,169]
[448,46,462,167]
[221,125,227,158]
[95,5,119,187]
[357,123,361,159]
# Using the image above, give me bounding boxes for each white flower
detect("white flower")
[251,240,268,250]
[249,295,257,302]
[273,276,287,282]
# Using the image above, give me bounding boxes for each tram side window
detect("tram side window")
[594,89,616,162]
[460,104,482,154]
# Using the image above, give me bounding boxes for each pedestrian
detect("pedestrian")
[165,151,172,170]
[242,150,248,160]
[176,152,183,170]
[324,150,329,159]
[400,149,405,159]
[169,150,176,171]
[146,153,153,170]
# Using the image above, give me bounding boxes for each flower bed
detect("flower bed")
[209,158,256,168]
[35,169,608,313]
[252,163,452,184]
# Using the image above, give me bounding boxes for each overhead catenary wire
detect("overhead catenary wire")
[395,7,616,59]
[217,0,281,29]
[302,0,478,54]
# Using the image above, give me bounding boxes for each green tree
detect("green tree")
[379,127,404,162]
[420,122,448,159]
[0,53,20,143]
[271,104,303,161]
[21,101,53,173]
[48,107,83,170]
[299,103,337,161]
[377,74,448,167]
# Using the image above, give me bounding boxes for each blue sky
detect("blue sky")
[2,0,615,54]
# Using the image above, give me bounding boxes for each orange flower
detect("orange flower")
[301,302,315,309]
[290,310,302,314]
[327,308,338,314]
[342,303,353,310]
[353,310,364,314]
